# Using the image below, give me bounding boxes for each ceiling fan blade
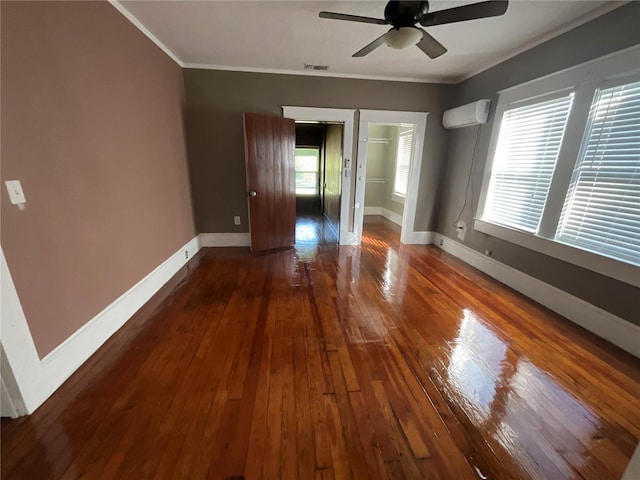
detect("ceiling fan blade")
[319,11,389,26]
[353,33,388,58]
[420,1,508,27]
[416,29,447,59]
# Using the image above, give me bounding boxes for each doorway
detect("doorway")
[361,123,416,243]
[283,107,428,246]
[293,122,343,246]
[355,110,429,245]
[282,107,357,245]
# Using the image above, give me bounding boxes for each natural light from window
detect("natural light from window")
[477,53,640,280]
[483,93,574,233]
[393,127,414,197]
[556,80,640,266]
[295,147,320,196]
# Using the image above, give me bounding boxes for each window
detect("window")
[393,127,414,197]
[476,46,640,286]
[556,80,640,265]
[483,94,574,232]
[295,148,320,195]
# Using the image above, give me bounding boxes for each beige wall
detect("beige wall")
[1,1,195,356]
[436,2,640,325]
[364,125,393,209]
[363,125,407,218]
[183,69,455,234]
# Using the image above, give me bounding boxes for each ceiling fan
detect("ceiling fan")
[319,0,508,59]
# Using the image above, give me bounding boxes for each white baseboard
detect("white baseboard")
[1,235,200,415]
[0,377,18,418]
[363,206,403,227]
[402,230,434,245]
[432,233,640,358]
[199,232,250,247]
[364,206,382,215]
[623,443,640,480]
[382,208,403,226]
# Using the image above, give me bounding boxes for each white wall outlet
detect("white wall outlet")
[5,180,26,210]
[456,221,466,241]
[233,215,241,225]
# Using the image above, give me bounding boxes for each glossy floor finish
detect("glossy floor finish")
[2,216,639,479]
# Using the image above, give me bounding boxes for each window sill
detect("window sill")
[473,219,639,288]
[391,193,405,204]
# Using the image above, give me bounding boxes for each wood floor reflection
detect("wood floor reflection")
[2,216,638,479]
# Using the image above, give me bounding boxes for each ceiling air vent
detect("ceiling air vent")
[304,63,329,71]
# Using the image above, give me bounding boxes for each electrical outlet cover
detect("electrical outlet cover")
[456,221,466,241]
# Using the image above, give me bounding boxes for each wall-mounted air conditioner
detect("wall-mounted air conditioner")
[442,99,491,129]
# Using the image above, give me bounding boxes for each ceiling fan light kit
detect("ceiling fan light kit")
[385,27,424,50]
[319,0,509,59]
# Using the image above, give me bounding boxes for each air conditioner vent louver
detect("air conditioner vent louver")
[304,63,329,71]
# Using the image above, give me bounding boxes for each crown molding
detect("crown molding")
[109,0,184,67]
[455,2,626,83]
[182,62,453,84]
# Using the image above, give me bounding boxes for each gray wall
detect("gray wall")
[182,70,454,233]
[436,2,640,325]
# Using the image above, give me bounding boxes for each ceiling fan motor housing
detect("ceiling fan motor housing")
[384,1,430,27]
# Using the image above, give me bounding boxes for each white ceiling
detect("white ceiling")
[116,1,624,83]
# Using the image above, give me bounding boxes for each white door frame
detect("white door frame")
[282,106,357,245]
[356,110,429,244]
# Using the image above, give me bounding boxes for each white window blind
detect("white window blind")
[484,94,574,232]
[393,129,414,196]
[294,148,320,195]
[556,80,640,265]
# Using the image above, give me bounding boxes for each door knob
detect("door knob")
[248,190,257,197]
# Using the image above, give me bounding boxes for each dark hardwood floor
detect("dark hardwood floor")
[2,215,639,479]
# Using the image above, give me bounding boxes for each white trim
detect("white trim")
[474,219,640,288]
[432,233,640,358]
[0,236,200,415]
[456,2,625,83]
[183,63,448,84]
[357,110,428,246]
[475,45,640,289]
[1,377,19,418]
[105,0,623,85]
[282,106,357,246]
[198,233,251,247]
[1,249,47,415]
[363,207,405,229]
[108,1,184,67]
[382,208,403,227]
[402,231,434,245]
[364,206,382,215]
[390,193,405,205]
[495,45,640,106]
[623,443,640,480]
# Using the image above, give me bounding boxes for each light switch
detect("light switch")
[5,180,26,206]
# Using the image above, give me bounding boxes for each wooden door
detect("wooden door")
[243,112,296,252]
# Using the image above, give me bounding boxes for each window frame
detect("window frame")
[480,89,576,234]
[475,45,640,288]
